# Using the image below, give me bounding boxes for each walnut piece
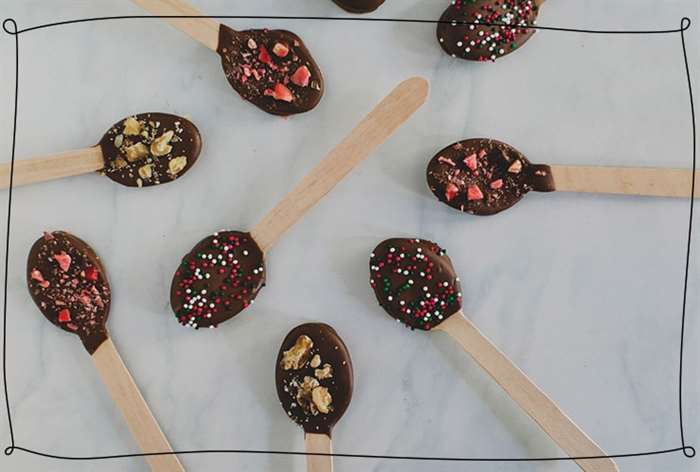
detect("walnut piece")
[168,156,187,176]
[150,130,174,157]
[113,134,124,148]
[138,164,153,179]
[311,386,332,414]
[296,376,320,415]
[309,354,321,368]
[112,157,127,170]
[123,117,142,136]
[314,363,333,380]
[281,335,313,370]
[125,142,149,162]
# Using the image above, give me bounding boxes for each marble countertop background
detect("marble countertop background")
[1,1,699,471]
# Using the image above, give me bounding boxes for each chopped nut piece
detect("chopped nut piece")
[309,354,321,368]
[508,160,522,174]
[123,117,141,136]
[112,157,128,170]
[168,156,187,176]
[314,363,333,380]
[311,386,332,414]
[280,335,313,370]
[247,38,257,49]
[296,376,320,414]
[150,130,174,157]
[113,134,123,148]
[138,164,153,179]
[125,142,148,162]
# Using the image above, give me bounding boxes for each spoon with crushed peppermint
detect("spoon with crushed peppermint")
[369,238,619,472]
[276,323,353,472]
[427,138,700,216]
[131,0,324,116]
[170,77,428,329]
[0,112,201,189]
[27,231,185,472]
[437,0,545,62]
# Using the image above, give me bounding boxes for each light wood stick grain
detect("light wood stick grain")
[251,77,429,252]
[92,338,185,472]
[436,313,618,472]
[551,165,698,198]
[0,147,103,189]
[305,433,333,472]
[130,0,220,51]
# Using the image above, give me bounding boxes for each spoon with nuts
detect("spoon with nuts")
[369,237,618,472]
[0,113,202,189]
[437,0,545,62]
[276,323,353,472]
[27,231,185,472]
[169,77,428,328]
[427,138,699,216]
[131,0,324,116]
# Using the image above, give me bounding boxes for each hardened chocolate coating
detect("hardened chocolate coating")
[275,323,353,435]
[332,0,385,13]
[437,0,539,62]
[170,231,265,328]
[218,25,324,116]
[369,238,462,330]
[99,113,201,188]
[427,138,554,215]
[27,231,111,354]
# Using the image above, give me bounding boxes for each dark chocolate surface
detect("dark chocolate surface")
[275,323,353,435]
[218,25,323,116]
[99,113,202,188]
[437,0,539,62]
[332,0,385,13]
[370,238,462,330]
[427,138,554,215]
[27,231,111,354]
[170,231,265,328]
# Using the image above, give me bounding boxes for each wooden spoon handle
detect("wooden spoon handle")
[0,147,104,190]
[436,313,618,472]
[550,165,699,198]
[251,77,429,252]
[91,338,185,472]
[130,0,220,52]
[305,433,333,472]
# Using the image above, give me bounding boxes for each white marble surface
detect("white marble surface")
[1,1,699,471]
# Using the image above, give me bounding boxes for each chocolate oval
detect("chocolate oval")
[436,0,539,62]
[170,231,265,328]
[332,0,385,13]
[99,113,202,188]
[426,138,554,216]
[369,238,462,330]
[275,323,353,435]
[27,231,111,353]
[217,26,324,116]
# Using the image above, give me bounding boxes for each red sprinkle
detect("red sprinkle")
[467,184,484,201]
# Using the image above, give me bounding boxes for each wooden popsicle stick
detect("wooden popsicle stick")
[550,165,698,198]
[130,0,220,52]
[0,147,104,190]
[92,338,186,472]
[251,77,429,252]
[435,313,618,472]
[305,433,333,472]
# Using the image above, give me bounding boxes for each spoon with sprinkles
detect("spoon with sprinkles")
[131,0,324,116]
[275,323,353,472]
[437,0,544,62]
[426,137,700,216]
[369,238,619,472]
[170,77,429,329]
[27,231,185,472]
[0,112,201,189]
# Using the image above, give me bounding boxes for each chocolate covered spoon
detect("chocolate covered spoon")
[427,138,699,215]
[27,231,184,472]
[170,77,428,328]
[0,113,201,189]
[276,323,353,472]
[437,0,544,62]
[369,238,618,472]
[131,0,323,116]
[332,0,385,13]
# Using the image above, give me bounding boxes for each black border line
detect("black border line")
[1,13,697,466]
